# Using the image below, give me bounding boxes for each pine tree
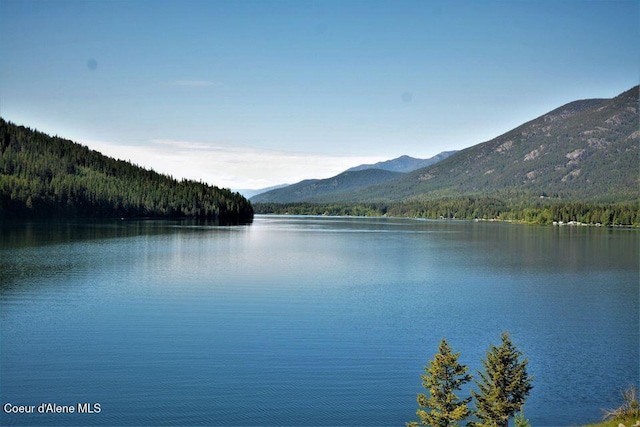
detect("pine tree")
[514,410,531,427]
[407,338,473,427]
[472,332,533,427]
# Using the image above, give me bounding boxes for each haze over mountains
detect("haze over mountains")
[240,153,457,199]
[236,184,289,199]
[250,169,405,203]
[249,152,456,203]
[1,86,637,219]
[252,86,639,204]
[345,152,457,173]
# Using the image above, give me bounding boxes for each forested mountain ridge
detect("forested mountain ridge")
[328,86,640,203]
[251,168,404,203]
[0,118,253,222]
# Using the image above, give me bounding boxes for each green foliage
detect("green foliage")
[603,385,640,421]
[583,415,640,427]
[408,339,473,427]
[0,118,253,222]
[514,410,531,427]
[258,88,639,220]
[254,198,640,227]
[408,334,534,427]
[472,333,533,427]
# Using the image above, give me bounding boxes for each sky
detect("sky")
[1,0,638,190]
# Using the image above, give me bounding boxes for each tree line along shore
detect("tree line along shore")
[254,198,639,227]
[0,119,253,223]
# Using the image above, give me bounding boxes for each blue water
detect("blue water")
[1,216,638,426]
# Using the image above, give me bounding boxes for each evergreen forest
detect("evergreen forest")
[254,197,640,227]
[0,119,253,223]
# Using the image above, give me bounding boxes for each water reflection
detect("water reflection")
[0,216,638,426]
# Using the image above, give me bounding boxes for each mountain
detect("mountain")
[250,152,457,203]
[308,86,639,204]
[346,152,457,173]
[235,184,289,199]
[250,169,404,203]
[0,118,254,222]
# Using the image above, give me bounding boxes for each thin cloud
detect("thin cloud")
[82,138,387,190]
[151,139,221,152]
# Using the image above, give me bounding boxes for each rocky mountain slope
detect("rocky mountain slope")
[325,86,639,203]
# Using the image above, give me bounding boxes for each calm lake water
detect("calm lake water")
[1,215,638,426]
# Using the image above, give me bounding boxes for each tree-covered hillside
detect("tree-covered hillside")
[251,168,405,203]
[252,152,457,203]
[329,86,640,203]
[254,198,639,226]
[0,119,253,222]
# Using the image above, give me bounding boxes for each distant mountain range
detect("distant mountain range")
[3,86,636,219]
[253,86,639,204]
[250,152,456,203]
[346,152,457,173]
[250,169,406,203]
[236,184,289,199]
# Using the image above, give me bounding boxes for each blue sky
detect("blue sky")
[1,0,638,189]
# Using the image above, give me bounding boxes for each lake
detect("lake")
[1,215,638,426]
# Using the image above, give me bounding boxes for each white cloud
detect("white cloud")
[81,138,387,190]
